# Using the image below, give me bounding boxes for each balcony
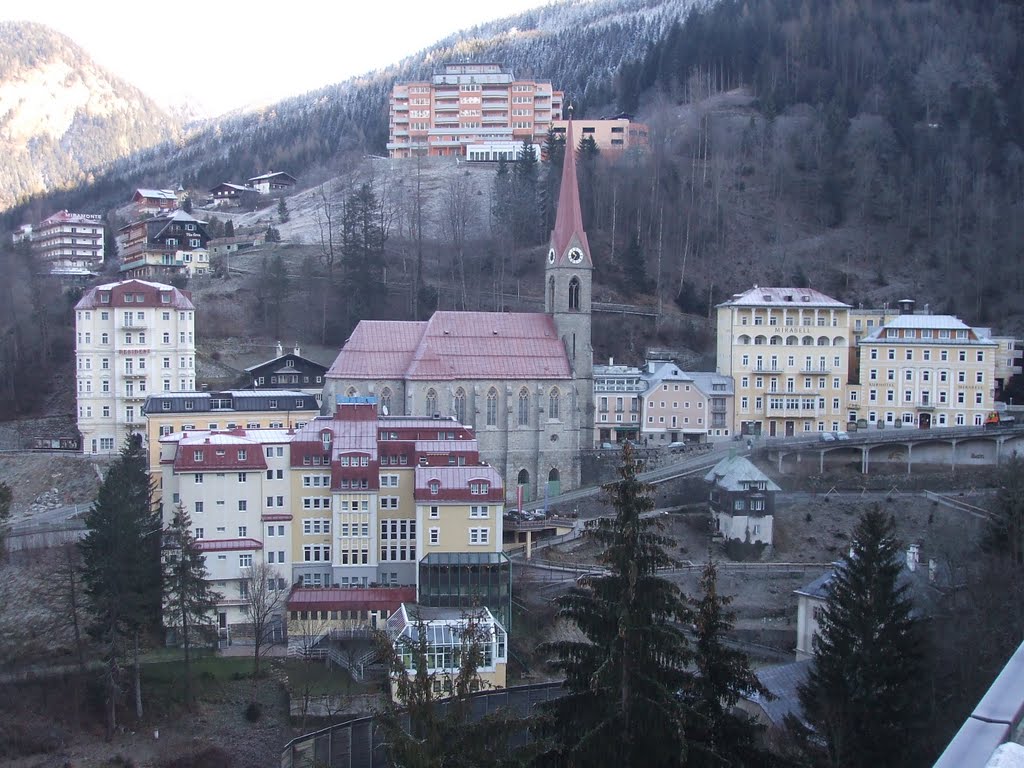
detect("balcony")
[800,366,832,374]
[750,366,784,374]
[119,320,148,331]
[915,400,936,410]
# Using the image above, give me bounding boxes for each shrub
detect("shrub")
[244,701,262,722]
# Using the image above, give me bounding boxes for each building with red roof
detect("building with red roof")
[326,121,595,503]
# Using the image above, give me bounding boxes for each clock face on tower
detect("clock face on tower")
[568,247,584,264]
[548,248,556,264]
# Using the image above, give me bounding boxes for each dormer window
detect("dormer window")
[429,480,440,495]
[237,450,247,461]
[193,450,203,462]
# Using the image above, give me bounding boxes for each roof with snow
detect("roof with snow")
[134,188,177,200]
[75,279,193,310]
[718,286,850,309]
[327,312,572,381]
[704,455,781,492]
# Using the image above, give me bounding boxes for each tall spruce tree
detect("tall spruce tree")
[983,456,1024,567]
[683,560,777,767]
[0,481,12,556]
[539,444,692,767]
[163,504,220,708]
[796,508,926,768]
[79,434,162,737]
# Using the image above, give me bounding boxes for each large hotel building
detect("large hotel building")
[387,63,563,159]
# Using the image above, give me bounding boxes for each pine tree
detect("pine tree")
[277,196,290,223]
[983,456,1024,567]
[683,560,776,767]
[0,481,12,556]
[163,503,220,708]
[796,508,926,768]
[512,140,540,246]
[224,219,235,237]
[79,434,161,738]
[539,444,692,767]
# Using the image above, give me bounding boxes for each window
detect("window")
[425,389,437,415]
[238,500,247,512]
[429,480,440,495]
[194,527,204,539]
[239,554,253,568]
[549,388,560,420]
[238,526,247,538]
[568,277,581,310]
[429,527,440,545]
[470,505,489,518]
[194,501,204,514]
[454,388,466,423]
[518,388,530,426]
[380,387,392,414]
[469,528,490,545]
[237,472,247,483]
[429,505,439,519]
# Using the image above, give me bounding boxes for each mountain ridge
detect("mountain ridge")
[0,21,181,211]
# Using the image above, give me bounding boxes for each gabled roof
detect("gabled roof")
[327,312,572,381]
[549,119,593,268]
[748,660,813,726]
[75,279,194,310]
[244,353,328,375]
[248,171,296,184]
[718,286,850,309]
[641,360,693,395]
[134,188,177,200]
[861,314,998,346]
[704,455,781,492]
[210,182,253,193]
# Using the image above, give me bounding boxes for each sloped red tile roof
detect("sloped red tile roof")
[173,434,269,472]
[328,312,572,382]
[415,465,504,501]
[287,586,416,613]
[196,538,263,552]
[327,320,427,378]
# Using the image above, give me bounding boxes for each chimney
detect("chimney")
[906,543,920,571]
[897,299,915,316]
[608,356,614,366]
[275,340,283,357]
[294,343,301,357]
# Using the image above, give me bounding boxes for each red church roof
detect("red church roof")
[328,311,571,382]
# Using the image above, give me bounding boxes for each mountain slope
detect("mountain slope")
[2,0,693,217]
[0,21,180,211]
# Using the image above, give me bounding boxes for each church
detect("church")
[324,122,596,503]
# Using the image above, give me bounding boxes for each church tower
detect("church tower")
[545,117,595,446]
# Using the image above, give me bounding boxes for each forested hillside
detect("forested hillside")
[3,0,1024,418]
[0,22,180,212]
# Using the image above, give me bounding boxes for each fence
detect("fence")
[280,681,565,768]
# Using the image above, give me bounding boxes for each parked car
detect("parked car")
[819,432,836,442]
[834,432,850,441]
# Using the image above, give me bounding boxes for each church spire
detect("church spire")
[549,113,593,268]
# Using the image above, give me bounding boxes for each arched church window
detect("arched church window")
[380,387,392,415]
[548,467,560,482]
[517,469,530,486]
[454,388,466,423]
[548,276,555,310]
[549,388,560,420]
[569,277,581,311]
[426,388,437,416]
[486,388,498,426]
[518,388,530,426]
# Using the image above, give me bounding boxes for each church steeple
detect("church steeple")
[548,117,593,268]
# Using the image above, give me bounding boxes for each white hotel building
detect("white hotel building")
[74,280,196,454]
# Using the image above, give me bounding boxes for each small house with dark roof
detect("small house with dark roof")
[705,454,780,550]
[132,188,179,215]
[244,342,329,405]
[209,182,257,207]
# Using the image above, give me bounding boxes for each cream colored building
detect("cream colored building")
[716,287,853,437]
[75,280,195,455]
[551,117,648,154]
[158,429,293,631]
[853,313,998,429]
